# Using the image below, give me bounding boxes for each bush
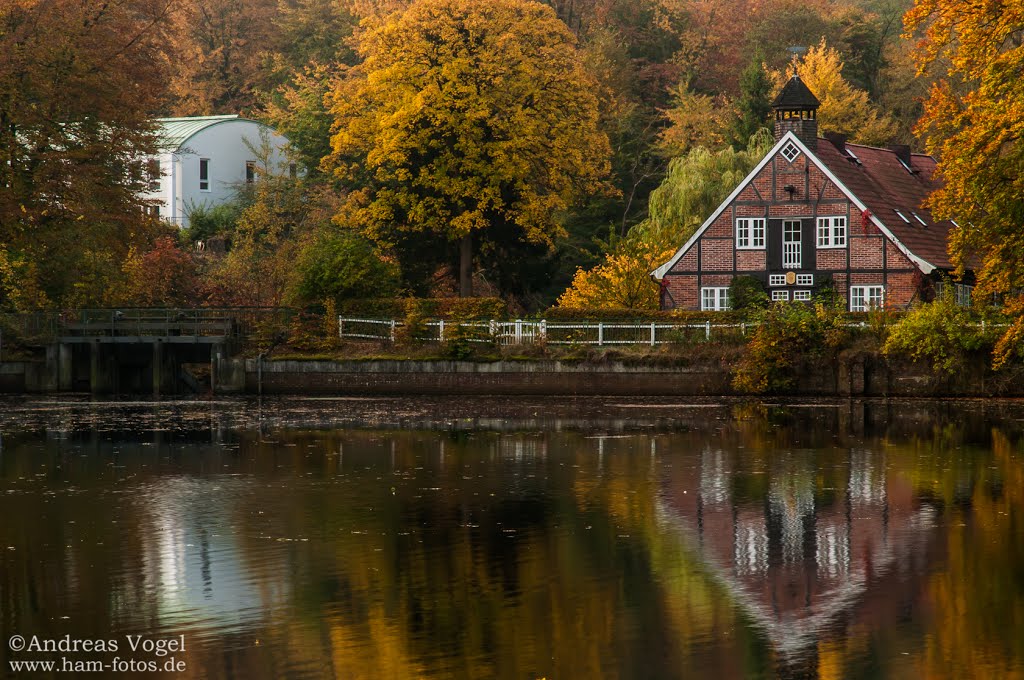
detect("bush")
[728,275,768,314]
[883,289,989,374]
[733,299,847,393]
[294,231,400,304]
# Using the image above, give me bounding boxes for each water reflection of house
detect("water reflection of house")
[660,447,939,659]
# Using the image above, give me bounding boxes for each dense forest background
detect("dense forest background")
[0,0,1014,317]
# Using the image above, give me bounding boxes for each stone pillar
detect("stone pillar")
[90,341,103,394]
[153,340,164,398]
[58,343,73,391]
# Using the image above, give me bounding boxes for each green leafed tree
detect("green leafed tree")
[633,128,775,251]
[324,0,614,298]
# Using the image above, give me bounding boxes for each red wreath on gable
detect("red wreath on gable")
[861,209,874,234]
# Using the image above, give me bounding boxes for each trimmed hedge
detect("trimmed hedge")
[337,297,507,320]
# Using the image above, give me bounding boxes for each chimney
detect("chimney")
[771,74,820,150]
[889,143,913,169]
[824,132,847,154]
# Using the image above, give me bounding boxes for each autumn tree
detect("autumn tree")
[0,0,175,309]
[905,0,1024,367]
[770,39,896,145]
[557,239,673,310]
[325,0,613,298]
[121,238,200,307]
[166,0,278,115]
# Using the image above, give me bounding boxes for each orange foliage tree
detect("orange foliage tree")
[905,0,1024,367]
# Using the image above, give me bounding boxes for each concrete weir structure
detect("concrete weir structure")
[6,310,241,395]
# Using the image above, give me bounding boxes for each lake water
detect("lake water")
[0,396,1022,679]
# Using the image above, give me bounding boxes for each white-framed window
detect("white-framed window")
[701,287,730,311]
[894,209,910,223]
[769,274,786,286]
[199,158,211,192]
[796,273,814,286]
[772,290,790,302]
[850,285,885,311]
[783,220,802,268]
[793,290,811,301]
[817,216,847,248]
[736,218,766,249]
[780,141,801,163]
[245,161,257,184]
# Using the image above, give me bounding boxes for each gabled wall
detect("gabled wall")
[660,139,920,311]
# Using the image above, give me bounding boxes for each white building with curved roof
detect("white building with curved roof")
[142,115,292,228]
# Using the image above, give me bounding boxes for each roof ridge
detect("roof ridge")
[154,114,240,122]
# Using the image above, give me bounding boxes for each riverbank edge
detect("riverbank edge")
[2,353,1019,397]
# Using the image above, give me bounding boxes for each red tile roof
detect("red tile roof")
[814,138,954,270]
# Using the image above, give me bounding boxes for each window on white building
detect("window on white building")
[817,216,847,247]
[735,218,766,249]
[701,287,730,311]
[199,158,210,192]
[850,285,885,311]
[245,161,257,184]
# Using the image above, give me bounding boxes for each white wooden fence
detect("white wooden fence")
[337,317,751,347]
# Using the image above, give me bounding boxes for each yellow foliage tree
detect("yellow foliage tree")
[325,0,613,298]
[772,39,896,146]
[905,0,1024,368]
[557,241,674,311]
[658,84,736,157]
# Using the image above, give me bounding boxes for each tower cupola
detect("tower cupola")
[771,74,820,149]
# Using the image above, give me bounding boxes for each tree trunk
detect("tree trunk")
[459,233,473,298]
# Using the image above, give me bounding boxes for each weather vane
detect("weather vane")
[787,45,806,76]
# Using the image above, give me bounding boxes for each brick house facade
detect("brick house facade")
[653,75,959,312]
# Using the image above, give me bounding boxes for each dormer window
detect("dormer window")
[780,141,801,163]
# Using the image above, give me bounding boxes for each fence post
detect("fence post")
[705,320,710,340]
[439,319,445,343]
[489,319,497,344]
[515,319,522,344]
[741,322,746,336]
[390,320,397,342]
[540,319,547,343]
[598,322,604,346]
[338,316,343,339]
[650,322,656,347]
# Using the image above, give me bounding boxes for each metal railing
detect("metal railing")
[0,308,292,344]
[338,317,751,347]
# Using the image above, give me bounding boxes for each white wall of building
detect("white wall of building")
[142,119,291,229]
